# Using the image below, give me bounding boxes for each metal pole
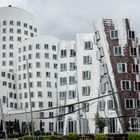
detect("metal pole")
[0,99,8,140]
[25,108,30,135]
[26,59,34,139]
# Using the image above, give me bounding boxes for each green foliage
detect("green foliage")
[94,113,107,133]
[18,137,23,140]
[38,135,50,140]
[63,133,79,140]
[128,133,140,140]
[22,135,33,140]
[94,133,107,140]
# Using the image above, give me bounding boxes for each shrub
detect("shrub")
[38,135,50,140]
[94,133,107,140]
[63,133,79,140]
[22,135,33,140]
[18,137,22,140]
[128,133,140,140]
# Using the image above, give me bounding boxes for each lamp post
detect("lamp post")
[0,99,8,140]
[26,59,34,139]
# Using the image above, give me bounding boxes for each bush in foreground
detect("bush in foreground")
[94,133,107,140]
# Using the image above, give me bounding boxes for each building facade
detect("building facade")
[94,19,140,133]
[0,5,139,135]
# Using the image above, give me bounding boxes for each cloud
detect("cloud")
[0,0,140,39]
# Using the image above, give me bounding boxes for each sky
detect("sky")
[0,0,140,40]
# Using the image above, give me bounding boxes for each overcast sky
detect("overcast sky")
[0,0,140,40]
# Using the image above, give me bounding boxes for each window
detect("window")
[36,53,40,58]
[23,73,26,79]
[52,45,56,51]
[46,72,50,78]
[1,72,5,77]
[9,44,13,49]
[9,52,13,57]
[2,61,6,66]
[9,28,13,33]
[3,28,6,33]
[31,92,34,98]
[125,99,134,109]
[29,25,33,30]
[70,49,76,57]
[113,46,123,56]
[85,41,93,50]
[29,45,32,50]
[3,81,7,86]
[17,21,21,26]
[70,63,76,71]
[24,92,28,98]
[44,44,48,49]
[28,54,32,59]
[69,76,76,85]
[110,30,118,39]
[47,91,52,98]
[38,91,42,97]
[49,122,54,131]
[45,62,50,68]
[10,102,13,108]
[24,23,27,28]
[40,112,44,118]
[107,100,114,110]
[3,36,6,41]
[36,72,41,77]
[2,44,6,49]
[44,53,49,59]
[53,54,57,60]
[121,80,131,91]
[98,100,105,111]
[130,47,137,56]
[117,63,127,73]
[69,90,76,99]
[25,102,28,108]
[59,107,65,115]
[46,81,51,87]
[60,77,67,86]
[9,61,13,66]
[82,102,89,112]
[83,56,92,64]
[36,44,40,49]
[61,50,67,57]
[3,20,6,25]
[37,81,42,87]
[17,29,21,34]
[39,102,43,107]
[68,105,74,113]
[9,92,13,98]
[132,64,139,73]
[60,63,67,71]
[10,20,14,25]
[135,82,140,91]
[35,62,40,68]
[136,100,140,109]
[82,86,90,96]
[49,112,53,118]
[82,71,91,80]
[54,63,57,69]
[128,30,135,39]
[2,53,6,58]
[9,36,13,41]
[31,102,35,108]
[48,101,53,107]
[60,92,66,100]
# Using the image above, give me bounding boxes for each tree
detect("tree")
[94,113,107,133]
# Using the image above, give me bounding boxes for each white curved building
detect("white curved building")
[17,35,59,132]
[0,5,37,73]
